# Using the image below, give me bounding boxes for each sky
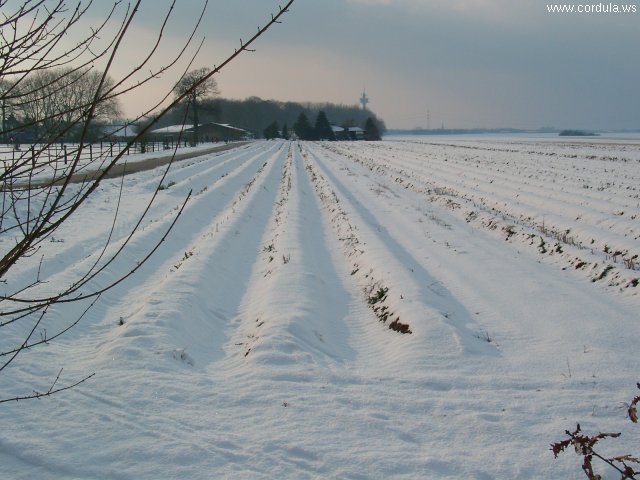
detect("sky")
[83,0,639,130]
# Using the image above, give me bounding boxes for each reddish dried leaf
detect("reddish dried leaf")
[551,439,572,458]
[629,396,640,423]
[611,454,640,464]
[581,454,600,480]
[595,432,622,441]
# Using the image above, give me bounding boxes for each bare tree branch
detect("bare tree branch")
[0,370,95,404]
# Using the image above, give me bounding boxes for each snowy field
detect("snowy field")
[1,137,639,479]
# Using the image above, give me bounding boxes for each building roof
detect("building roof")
[210,122,247,133]
[100,124,134,138]
[149,122,247,135]
[149,124,194,135]
[330,125,366,133]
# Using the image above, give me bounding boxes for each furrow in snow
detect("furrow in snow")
[328,140,640,294]
[2,141,288,377]
[225,142,356,371]
[301,143,500,364]
[89,142,290,371]
[0,142,275,303]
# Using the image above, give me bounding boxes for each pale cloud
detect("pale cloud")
[347,0,393,4]
[348,0,538,22]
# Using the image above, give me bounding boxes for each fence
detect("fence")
[0,138,218,186]
[0,137,200,164]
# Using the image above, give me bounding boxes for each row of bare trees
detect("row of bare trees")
[2,65,220,144]
[1,67,121,141]
[0,0,295,403]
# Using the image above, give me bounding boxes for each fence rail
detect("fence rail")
[0,138,220,187]
[0,138,200,163]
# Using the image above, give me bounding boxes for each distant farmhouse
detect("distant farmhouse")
[331,125,366,141]
[148,122,250,142]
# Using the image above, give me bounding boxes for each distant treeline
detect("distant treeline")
[145,96,386,138]
[388,127,640,136]
[387,128,558,136]
[558,130,598,137]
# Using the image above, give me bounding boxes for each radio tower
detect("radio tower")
[360,89,369,110]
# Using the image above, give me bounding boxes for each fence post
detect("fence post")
[64,145,68,165]
[89,143,93,162]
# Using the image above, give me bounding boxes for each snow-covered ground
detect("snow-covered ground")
[1,138,638,479]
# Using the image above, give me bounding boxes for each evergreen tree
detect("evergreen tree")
[364,117,382,141]
[314,111,335,141]
[281,123,289,140]
[293,112,314,140]
[263,120,280,139]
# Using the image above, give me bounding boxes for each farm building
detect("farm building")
[332,125,366,141]
[148,122,250,143]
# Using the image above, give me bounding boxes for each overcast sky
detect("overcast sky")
[102,0,639,130]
